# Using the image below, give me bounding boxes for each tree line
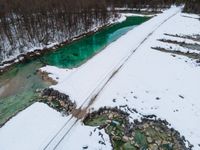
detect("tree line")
[184,0,200,13]
[0,0,199,62]
[0,0,114,62]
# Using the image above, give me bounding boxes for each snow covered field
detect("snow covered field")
[48,6,182,108]
[0,6,200,150]
[0,103,68,150]
[91,11,200,149]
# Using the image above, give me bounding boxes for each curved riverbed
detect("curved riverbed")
[0,16,149,126]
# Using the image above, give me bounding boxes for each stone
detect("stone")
[179,95,184,99]
[155,127,160,132]
[134,143,139,148]
[112,99,116,102]
[113,136,121,140]
[130,141,135,145]
[48,96,53,101]
[60,101,65,107]
[129,137,134,141]
[106,120,112,124]
[147,137,153,143]
[108,114,114,119]
[35,89,41,93]
[156,97,160,100]
[146,131,150,136]
[149,144,158,150]
[111,131,115,136]
[143,123,149,129]
[155,140,162,145]
[162,140,168,145]
[82,145,88,149]
[122,136,129,142]
[132,132,135,137]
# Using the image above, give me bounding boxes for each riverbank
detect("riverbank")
[35,7,200,149]
[0,13,153,75]
[1,6,200,150]
[0,20,113,74]
[0,15,149,127]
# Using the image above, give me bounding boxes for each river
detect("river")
[0,16,149,126]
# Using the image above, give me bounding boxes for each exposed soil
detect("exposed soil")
[37,70,57,85]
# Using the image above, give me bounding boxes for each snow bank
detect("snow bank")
[50,6,182,108]
[1,7,200,150]
[55,121,112,150]
[0,102,68,150]
[91,12,200,149]
[40,65,76,83]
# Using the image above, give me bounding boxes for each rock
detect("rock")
[122,136,129,142]
[130,140,135,145]
[108,114,114,119]
[112,99,116,102]
[129,137,134,141]
[82,145,88,149]
[162,140,168,145]
[111,120,120,126]
[155,140,161,145]
[60,101,65,107]
[147,137,153,143]
[155,127,160,132]
[113,135,121,140]
[143,123,149,129]
[48,96,53,101]
[35,89,42,93]
[146,131,150,136]
[135,143,140,148]
[149,144,158,150]
[111,131,115,136]
[156,97,160,100]
[132,132,135,137]
[179,95,184,99]
[106,120,111,124]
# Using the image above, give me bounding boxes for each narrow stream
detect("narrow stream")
[0,16,149,126]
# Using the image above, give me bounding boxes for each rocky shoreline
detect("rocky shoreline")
[38,88,76,115]
[84,107,192,150]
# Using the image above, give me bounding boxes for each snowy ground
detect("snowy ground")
[0,103,68,150]
[42,7,200,149]
[48,6,181,108]
[91,12,200,149]
[53,121,112,150]
[0,103,111,150]
[0,12,128,69]
[0,6,200,150]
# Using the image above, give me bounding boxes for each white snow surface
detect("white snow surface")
[1,6,200,150]
[0,102,68,150]
[54,121,112,150]
[91,12,200,149]
[50,6,182,108]
[0,103,111,150]
[42,7,200,149]
[40,65,76,83]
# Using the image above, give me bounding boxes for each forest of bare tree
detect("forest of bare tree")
[0,0,199,63]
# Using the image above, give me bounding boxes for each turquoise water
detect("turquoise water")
[0,16,149,126]
[41,16,149,68]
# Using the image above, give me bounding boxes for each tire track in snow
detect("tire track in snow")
[43,7,182,150]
